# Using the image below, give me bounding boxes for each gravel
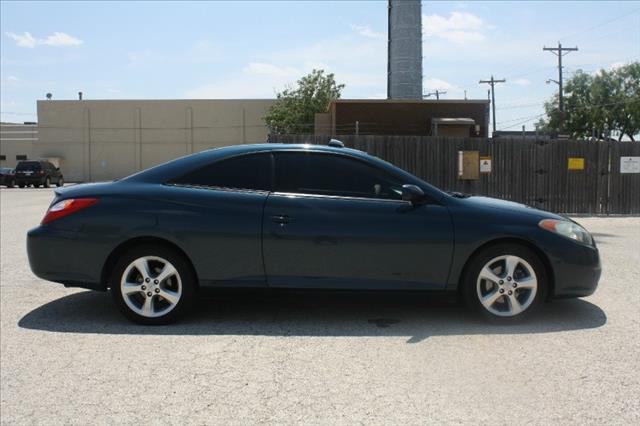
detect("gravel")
[1,187,639,425]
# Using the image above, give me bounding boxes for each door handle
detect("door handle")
[270,214,291,225]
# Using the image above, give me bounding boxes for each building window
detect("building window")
[16,155,27,161]
[0,155,6,161]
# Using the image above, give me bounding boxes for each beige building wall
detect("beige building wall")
[0,123,36,168]
[36,99,275,182]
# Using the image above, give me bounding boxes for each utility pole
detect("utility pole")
[479,75,506,135]
[543,42,578,133]
[424,90,446,100]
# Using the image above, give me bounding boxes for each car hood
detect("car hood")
[458,195,564,220]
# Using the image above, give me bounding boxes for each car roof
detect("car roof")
[202,143,367,157]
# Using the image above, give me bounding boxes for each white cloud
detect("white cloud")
[5,32,37,48]
[424,78,463,96]
[513,78,531,86]
[5,31,82,48]
[351,24,385,39]
[243,62,301,78]
[186,34,386,99]
[609,61,628,71]
[40,32,83,46]
[423,12,487,44]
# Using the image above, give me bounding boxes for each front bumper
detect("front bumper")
[546,239,601,298]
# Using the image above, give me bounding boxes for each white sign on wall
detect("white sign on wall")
[480,157,492,173]
[620,157,640,174]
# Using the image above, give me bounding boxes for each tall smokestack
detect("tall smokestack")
[387,0,422,99]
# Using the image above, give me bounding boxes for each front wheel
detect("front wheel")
[56,177,64,187]
[462,243,547,322]
[7,179,15,188]
[44,177,50,188]
[110,245,196,325]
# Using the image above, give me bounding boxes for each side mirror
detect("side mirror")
[401,184,425,204]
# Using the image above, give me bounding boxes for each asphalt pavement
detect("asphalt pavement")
[1,187,638,425]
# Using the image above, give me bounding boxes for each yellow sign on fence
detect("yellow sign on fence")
[568,157,585,171]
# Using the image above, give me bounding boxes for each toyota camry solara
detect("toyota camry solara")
[27,142,601,324]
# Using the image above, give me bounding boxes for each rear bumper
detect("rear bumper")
[16,176,45,184]
[27,225,106,291]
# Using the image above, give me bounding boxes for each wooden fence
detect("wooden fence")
[270,134,640,214]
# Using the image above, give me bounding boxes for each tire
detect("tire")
[18,183,25,188]
[110,244,196,325]
[33,183,39,188]
[462,243,547,323]
[56,177,64,187]
[7,179,15,188]
[44,177,50,188]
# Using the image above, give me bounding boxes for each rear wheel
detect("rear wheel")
[18,183,25,188]
[463,243,547,322]
[110,245,196,325]
[56,177,64,187]
[7,179,15,188]
[44,177,50,188]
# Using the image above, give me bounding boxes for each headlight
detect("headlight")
[539,219,593,245]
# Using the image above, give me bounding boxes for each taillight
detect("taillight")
[41,198,99,225]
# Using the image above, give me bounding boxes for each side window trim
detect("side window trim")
[272,190,411,204]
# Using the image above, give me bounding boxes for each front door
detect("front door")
[262,151,454,290]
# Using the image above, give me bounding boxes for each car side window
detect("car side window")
[171,153,271,191]
[274,152,404,200]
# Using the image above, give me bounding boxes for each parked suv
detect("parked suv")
[15,160,64,188]
[0,167,16,187]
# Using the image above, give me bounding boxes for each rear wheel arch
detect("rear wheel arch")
[101,236,199,291]
[457,237,555,300]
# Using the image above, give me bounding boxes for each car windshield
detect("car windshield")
[15,161,41,171]
[0,168,13,173]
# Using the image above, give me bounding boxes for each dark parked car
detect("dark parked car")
[0,167,16,187]
[15,160,64,188]
[27,142,601,324]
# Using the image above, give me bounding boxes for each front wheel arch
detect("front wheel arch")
[101,236,199,291]
[457,237,555,300]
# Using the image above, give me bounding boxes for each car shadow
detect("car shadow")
[18,290,607,343]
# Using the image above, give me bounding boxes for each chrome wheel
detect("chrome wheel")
[476,255,538,317]
[120,256,182,318]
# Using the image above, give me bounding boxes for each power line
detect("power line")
[557,7,640,43]
[543,42,578,133]
[479,76,506,135]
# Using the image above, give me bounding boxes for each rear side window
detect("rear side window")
[16,161,41,171]
[171,153,271,191]
[274,152,403,200]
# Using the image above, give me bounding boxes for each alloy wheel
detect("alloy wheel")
[120,256,183,318]
[476,255,538,317]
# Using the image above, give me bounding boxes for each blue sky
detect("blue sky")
[1,1,639,130]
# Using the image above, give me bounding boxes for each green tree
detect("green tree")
[265,69,345,134]
[538,62,640,141]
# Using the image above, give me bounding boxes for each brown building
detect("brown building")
[315,99,490,137]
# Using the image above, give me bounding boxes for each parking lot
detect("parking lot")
[1,186,638,425]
